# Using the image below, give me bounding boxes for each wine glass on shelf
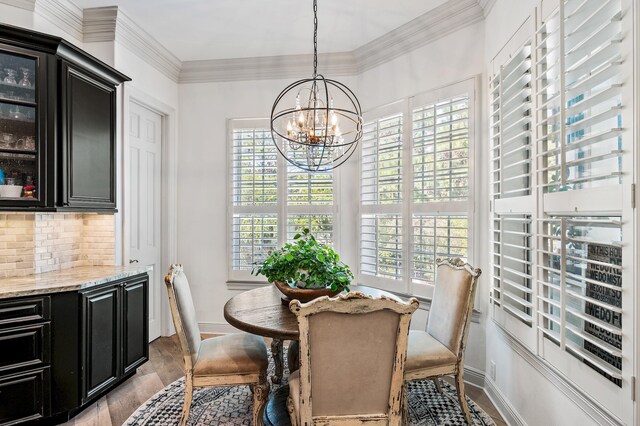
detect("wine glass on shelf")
[18,68,32,87]
[3,69,17,85]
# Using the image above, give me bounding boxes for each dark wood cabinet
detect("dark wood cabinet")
[122,278,149,374]
[81,284,120,401]
[60,62,116,209]
[0,367,50,425]
[0,23,129,212]
[0,273,149,425]
[77,275,149,406]
[0,295,51,425]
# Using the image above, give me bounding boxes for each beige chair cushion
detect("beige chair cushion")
[193,333,268,377]
[288,370,301,422]
[171,269,202,361]
[426,265,474,354]
[405,330,457,373]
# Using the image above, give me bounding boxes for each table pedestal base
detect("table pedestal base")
[264,386,291,426]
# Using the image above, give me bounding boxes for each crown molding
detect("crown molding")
[34,0,83,42]
[179,0,484,84]
[83,6,181,82]
[477,0,497,17]
[0,0,36,11]
[180,51,357,84]
[354,0,484,73]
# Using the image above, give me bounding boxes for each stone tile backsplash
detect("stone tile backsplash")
[0,213,115,278]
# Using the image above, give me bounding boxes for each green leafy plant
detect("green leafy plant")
[252,228,353,292]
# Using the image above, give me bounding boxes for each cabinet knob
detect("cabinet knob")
[129,259,139,264]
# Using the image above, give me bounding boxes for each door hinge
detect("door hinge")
[632,376,636,401]
[489,199,493,212]
[632,184,636,209]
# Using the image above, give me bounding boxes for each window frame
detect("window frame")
[227,118,340,283]
[357,78,478,299]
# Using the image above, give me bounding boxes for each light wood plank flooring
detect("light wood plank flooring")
[62,335,507,426]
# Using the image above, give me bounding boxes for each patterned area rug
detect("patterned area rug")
[125,350,496,426]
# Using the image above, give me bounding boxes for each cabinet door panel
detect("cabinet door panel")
[61,62,116,209]
[0,323,49,373]
[122,278,149,374]
[81,285,119,401]
[0,367,49,424]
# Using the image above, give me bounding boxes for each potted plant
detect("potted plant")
[252,228,353,304]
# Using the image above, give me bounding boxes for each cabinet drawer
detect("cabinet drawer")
[0,367,50,425]
[0,297,50,326]
[0,323,50,373]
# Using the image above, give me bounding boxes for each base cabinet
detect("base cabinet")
[0,272,150,426]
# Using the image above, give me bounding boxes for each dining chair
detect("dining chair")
[287,291,419,426]
[403,258,482,425]
[164,264,270,426]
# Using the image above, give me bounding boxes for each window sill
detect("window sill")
[226,280,269,291]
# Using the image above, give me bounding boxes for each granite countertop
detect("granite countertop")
[0,265,150,299]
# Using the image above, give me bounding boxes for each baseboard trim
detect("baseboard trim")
[484,377,527,426]
[463,365,486,389]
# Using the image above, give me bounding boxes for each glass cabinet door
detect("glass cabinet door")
[0,47,46,207]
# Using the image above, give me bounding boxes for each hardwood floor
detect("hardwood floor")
[61,335,507,426]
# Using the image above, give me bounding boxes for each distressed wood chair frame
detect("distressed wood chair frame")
[165,264,269,426]
[403,258,482,425]
[288,291,419,426]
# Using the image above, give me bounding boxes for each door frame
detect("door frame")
[120,84,178,338]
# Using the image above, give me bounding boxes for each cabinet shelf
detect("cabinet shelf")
[0,96,36,107]
[0,80,35,91]
[0,147,37,155]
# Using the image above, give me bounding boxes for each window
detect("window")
[489,0,634,421]
[228,119,337,281]
[359,80,476,297]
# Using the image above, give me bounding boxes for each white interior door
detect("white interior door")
[128,101,163,342]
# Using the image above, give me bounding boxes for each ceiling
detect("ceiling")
[73,0,449,62]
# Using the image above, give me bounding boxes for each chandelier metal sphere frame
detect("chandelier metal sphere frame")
[270,0,363,173]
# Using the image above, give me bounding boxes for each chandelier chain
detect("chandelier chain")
[313,0,318,77]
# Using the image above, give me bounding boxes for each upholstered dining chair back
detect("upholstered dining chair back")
[426,258,482,357]
[290,292,418,425]
[165,264,202,367]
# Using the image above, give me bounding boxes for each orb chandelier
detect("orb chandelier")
[270,0,363,172]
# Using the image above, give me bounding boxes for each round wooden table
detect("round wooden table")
[224,285,400,381]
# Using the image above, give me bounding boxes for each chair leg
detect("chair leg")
[455,370,472,425]
[252,372,270,426]
[432,377,443,393]
[287,395,298,426]
[180,374,194,426]
[401,382,409,426]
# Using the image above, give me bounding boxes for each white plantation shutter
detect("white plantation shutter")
[491,215,533,326]
[229,119,338,281]
[360,214,403,280]
[413,97,469,203]
[358,81,475,296]
[490,42,533,200]
[410,88,473,298]
[361,114,403,205]
[287,164,336,246]
[360,106,404,289]
[489,38,536,346]
[230,126,279,273]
